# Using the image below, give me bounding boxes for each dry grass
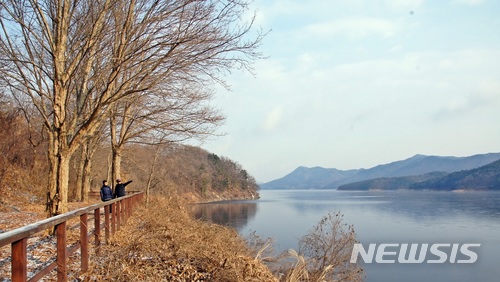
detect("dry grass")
[86,196,277,281]
[244,213,364,282]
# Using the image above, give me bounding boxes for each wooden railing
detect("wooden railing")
[0,191,144,282]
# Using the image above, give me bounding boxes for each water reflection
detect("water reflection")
[188,200,258,231]
[286,190,500,221]
[188,191,500,233]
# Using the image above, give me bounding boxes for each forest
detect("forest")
[0,95,259,210]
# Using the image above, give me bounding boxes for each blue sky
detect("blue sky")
[202,0,500,183]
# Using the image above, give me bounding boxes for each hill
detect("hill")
[112,144,260,202]
[338,159,500,191]
[259,166,360,190]
[337,172,448,191]
[409,159,500,191]
[259,153,500,190]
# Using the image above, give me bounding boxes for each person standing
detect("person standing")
[100,180,113,201]
[114,179,133,198]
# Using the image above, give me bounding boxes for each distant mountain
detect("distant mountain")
[409,159,500,191]
[331,153,500,187]
[259,166,360,190]
[259,153,500,190]
[337,172,448,191]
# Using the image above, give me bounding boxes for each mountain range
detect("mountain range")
[259,153,500,191]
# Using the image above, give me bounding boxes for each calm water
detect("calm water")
[190,190,500,282]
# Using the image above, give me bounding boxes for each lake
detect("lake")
[189,190,500,282]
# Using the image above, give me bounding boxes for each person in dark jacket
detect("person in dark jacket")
[100,180,113,201]
[114,179,132,198]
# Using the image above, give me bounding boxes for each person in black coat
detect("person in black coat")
[100,180,113,201]
[114,179,132,198]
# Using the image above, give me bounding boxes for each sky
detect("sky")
[200,0,500,183]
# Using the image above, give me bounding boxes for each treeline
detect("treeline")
[410,159,500,190]
[119,145,260,201]
[338,159,500,191]
[337,172,447,191]
[0,99,259,208]
[0,103,47,206]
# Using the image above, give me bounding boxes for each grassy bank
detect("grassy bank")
[86,196,277,281]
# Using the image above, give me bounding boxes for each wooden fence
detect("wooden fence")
[0,191,144,282]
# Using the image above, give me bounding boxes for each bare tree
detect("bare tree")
[0,0,264,216]
[109,83,224,185]
[297,212,364,282]
[127,142,164,206]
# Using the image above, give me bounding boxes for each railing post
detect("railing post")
[94,208,100,252]
[116,200,121,229]
[124,199,127,221]
[111,203,116,235]
[122,199,126,223]
[80,213,88,272]
[56,222,67,282]
[11,238,27,282]
[127,198,132,220]
[105,205,111,243]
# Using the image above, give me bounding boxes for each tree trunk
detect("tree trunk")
[58,155,70,213]
[145,144,161,207]
[111,145,123,188]
[107,151,113,188]
[46,145,70,216]
[110,113,124,188]
[82,157,92,202]
[75,140,95,202]
[46,0,71,217]
[75,145,86,202]
[46,133,59,217]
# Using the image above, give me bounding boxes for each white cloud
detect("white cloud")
[453,0,486,6]
[384,0,425,10]
[261,106,284,132]
[301,17,399,39]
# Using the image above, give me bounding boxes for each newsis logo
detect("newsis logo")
[350,243,481,264]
